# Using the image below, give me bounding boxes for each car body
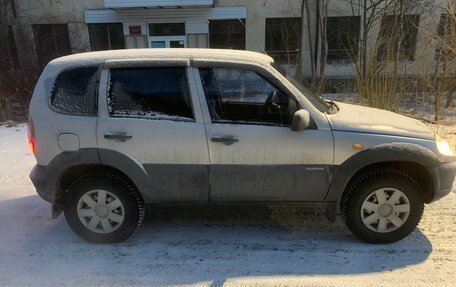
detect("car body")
[28,49,456,243]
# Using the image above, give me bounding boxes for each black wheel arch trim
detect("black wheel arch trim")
[34,148,149,218]
[324,142,442,203]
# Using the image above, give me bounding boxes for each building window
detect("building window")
[326,16,360,63]
[88,23,125,51]
[265,18,301,63]
[149,23,185,37]
[32,24,72,68]
[435,14,456,61]
[209,19,246,50]
[377,15,420,62]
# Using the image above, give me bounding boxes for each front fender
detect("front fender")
[324,142,441,202]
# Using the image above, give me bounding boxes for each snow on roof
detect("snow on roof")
[49,49,274,68]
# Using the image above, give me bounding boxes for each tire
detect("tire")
[64,172,145,243]
[341,168,424,244]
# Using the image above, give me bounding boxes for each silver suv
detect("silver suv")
[28,49,456,244]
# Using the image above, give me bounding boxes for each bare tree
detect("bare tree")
[0,0,90,121]
[342,0,435,110]
[345,0,394,75]
[416,0,456,121]
[298,0,330,94]
[0,0,17,121]
[435,2,456,107]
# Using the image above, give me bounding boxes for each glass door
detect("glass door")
[151,41,166,48]
[170,39,185,48]
[150,36,186,48]
[148,23,186,48]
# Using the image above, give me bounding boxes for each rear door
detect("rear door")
[194,66,334,201]
[97,63,210,203]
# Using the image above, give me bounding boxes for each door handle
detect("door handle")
[104,132,133,142]
[211,135,239,145]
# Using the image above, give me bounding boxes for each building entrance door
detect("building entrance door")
[150,36,186,48]
[148,23,186,48]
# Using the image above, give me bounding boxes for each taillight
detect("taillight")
[27,118,35,154]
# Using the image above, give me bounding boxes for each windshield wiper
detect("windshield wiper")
[325,100,340,114]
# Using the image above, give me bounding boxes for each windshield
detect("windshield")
[272,64,331,113]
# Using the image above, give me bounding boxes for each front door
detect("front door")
[195,67,334,201]
[97,65,210,203]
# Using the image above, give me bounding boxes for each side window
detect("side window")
[108,67,194,121]
[199,67,298,125]
[50,67,98,115]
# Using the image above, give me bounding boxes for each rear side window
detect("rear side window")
[108,67,193,121]
[50,67,99,115]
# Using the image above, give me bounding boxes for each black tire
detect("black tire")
[64,172,145,243]
[341,168,424,244]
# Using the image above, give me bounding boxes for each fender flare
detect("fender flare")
[96,148,150,194]
[324,142,441,203]
[46,148,101,203]
[45,148,149,217]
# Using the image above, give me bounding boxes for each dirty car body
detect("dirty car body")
[28,49,456,243]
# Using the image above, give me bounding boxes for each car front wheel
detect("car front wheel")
[342,169,424,244]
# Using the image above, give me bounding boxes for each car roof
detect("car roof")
[48,48,275,68]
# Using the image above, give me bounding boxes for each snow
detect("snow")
[328,102,435,140]
[49,49,274,69]
[323,93,456,149]
[323,92,456,125]
[1,125,456,286]
[110,110,194,122]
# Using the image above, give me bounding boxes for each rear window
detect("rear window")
[108,67,194,121]
[50,67,99,115]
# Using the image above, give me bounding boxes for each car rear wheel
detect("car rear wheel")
[64,172,145,243]
[342,169,424,244]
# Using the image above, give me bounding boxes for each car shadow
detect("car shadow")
[0,195,433,286]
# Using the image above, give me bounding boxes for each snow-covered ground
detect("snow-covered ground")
[1,125,456,287]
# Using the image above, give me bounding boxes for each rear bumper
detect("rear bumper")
[430,161,456,202]
[30,164,53,203]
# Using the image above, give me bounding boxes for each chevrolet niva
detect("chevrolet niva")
[28,49,456,243]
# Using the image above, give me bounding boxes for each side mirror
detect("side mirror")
[291,109,311,132]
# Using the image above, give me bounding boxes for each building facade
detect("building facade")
[5,0,451,85]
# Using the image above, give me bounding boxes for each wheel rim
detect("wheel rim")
[360,188,411,233]
[77,189,125,234]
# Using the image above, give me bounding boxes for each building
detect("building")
[3,0,452,89]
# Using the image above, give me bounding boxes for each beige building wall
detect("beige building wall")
[12,0,103,68]
[8,0,452,80]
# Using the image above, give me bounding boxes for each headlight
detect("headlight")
[436,135,454,156]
